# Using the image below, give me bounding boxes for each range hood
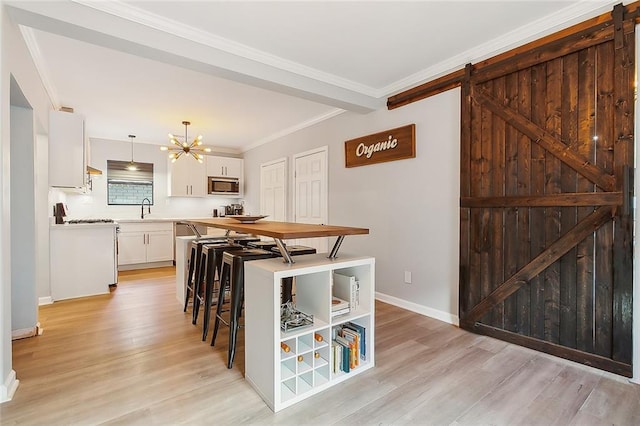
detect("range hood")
[87,166,102,175]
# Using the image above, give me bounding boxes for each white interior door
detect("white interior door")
[260,158,287,224]
[293,146,328,253]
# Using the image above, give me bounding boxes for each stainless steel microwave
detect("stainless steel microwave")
[208,176,240,195]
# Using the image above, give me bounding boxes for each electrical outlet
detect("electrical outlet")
[404,271,412,284]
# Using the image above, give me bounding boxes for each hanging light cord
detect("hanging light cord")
[129,134,136,163]
[127,134,138,171]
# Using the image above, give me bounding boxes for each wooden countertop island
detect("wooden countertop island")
[182,218,369,263]
[177,218,375,411]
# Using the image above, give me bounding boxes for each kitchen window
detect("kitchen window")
[107,160,154,205]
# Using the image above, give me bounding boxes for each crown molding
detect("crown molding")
[72,0,379,98]
[18,25,59,109]
[75,0,615,101]
[243,108,345,153]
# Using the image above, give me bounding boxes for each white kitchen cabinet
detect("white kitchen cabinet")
[206,155,243,179]
[146,231,174,262]
[117,232,147,265]
[49,110,86,188]
[243,254,375,412]
[168,155,207,196]
[118,222,174,268]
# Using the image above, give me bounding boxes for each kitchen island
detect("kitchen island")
[181,218,373,411]
[50,222,117,301]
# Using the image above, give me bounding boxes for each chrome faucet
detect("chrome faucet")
[141,198,151,219]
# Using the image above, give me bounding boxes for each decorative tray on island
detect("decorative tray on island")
[226,215,269,223]
[281,302,314,332]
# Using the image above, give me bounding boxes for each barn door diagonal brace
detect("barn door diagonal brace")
[460,206,614,327]
[471,87,617,192]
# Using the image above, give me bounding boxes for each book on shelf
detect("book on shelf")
[331,307,350,317]
[340,327,359,368]
[333,272,359,311]
[334,335,351,373]
[331,296,350,317]
[343,322,366,361]
[332,342,342,374]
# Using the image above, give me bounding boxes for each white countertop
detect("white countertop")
[50,217,216,225]
[113,217,214,223]
[50,222,118,229]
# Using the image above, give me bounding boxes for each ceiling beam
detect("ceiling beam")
[6,1,382,113]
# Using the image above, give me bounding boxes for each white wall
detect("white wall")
[35,134,50,304]
[243,89,461,322]
[61,138,242,220]
[9,106,37,335]
[1,2,53,402]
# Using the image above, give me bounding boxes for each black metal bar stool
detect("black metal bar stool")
[183,237,228,313]
[247,240,277,251]
[211,248,277,368]
[228,235,260,246]
[194,242,244,341]
[271,245,317,304]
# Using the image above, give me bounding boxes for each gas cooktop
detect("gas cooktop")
[66,219,114,224]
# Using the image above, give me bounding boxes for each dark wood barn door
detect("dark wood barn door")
[459,6,634,376]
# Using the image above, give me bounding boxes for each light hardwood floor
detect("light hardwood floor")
[2,267,639,425]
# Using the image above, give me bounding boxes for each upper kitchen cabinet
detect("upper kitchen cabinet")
[206,156,243,179]
[168,155,207,197]
[49,110,86,188]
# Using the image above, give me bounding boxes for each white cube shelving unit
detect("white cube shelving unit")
[244,253,375,412]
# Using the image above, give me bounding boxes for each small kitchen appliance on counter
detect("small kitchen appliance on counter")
[225,203,244,216]
[53,202,67,224]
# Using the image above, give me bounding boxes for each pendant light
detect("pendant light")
[127,134,138,171]
[160,120,211,163]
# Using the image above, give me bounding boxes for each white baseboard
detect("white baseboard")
[118,260,173,271]
[1,370,19,402]
[39,296,53,305]
[11,326,37,340]
[375,292,460,326]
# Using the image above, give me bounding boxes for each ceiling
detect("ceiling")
[6,0,616,153]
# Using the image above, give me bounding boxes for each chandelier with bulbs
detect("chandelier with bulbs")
[161,120,211,162]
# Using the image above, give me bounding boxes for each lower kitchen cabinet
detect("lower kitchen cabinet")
[145,231,174,262]
[118,222,173,269]
[118,232,148,265]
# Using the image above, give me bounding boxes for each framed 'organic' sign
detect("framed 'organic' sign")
[344,124,415,168]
